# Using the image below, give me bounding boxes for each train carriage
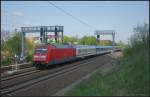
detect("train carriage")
[75,45,97,57]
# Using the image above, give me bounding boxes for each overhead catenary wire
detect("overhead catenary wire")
[47,1,96,30]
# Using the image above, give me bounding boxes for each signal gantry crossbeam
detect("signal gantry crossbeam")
[95,30,116,46]
[19,26,64,63]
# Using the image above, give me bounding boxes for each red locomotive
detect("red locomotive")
[32,44,76,69]
[32,44,118,69]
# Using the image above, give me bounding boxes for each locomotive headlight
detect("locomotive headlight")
[41,55,46,58]
[33,55,46,60]
[34,55,39,58]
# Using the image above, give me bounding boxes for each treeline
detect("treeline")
[63,35,113,46]
[63,36,97,45]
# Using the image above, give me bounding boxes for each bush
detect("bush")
[26,54,32,62]
[1,32,35,65]
[25,50,34,62]
[1,57,14,66]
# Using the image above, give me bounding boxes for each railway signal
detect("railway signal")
[97,35,100,42]
[95,30,116,46]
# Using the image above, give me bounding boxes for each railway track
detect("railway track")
[1,51,113,96]
[1,63,34,78]
[1,50,121,96]
[1,49,120,80]
[1,66,37,78]
[1,54,106,96]
[1,68,39,81]
[17,52,119,96]
[1,62,32,73]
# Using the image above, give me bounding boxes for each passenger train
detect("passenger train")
[32,44,119,69]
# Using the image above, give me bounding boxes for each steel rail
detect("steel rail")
[0,53,109,96]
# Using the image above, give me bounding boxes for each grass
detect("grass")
[65,41,149,96]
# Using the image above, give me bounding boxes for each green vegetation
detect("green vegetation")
[1,33,22,55]
[25,37,35,62]
[63,36,78,44]
[1,32,34,66]
[63,35,116,46]
[79,36,97,45]
[65,23,149,96]
[116,40,128,49]
[1,33,22,66]
[98,40,112,46]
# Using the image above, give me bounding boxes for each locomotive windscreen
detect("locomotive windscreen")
[34,49,47,53]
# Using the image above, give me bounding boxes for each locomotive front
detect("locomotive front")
[32,45,50,68]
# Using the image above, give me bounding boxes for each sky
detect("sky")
[1,1,149,44]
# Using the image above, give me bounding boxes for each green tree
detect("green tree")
[25,38,35,62]
[79,36,87,45]
[1,39,6,51]
[1,32,22,65]
[130,23,149,47]
[63,36,78,44]
[125,23,149,57]
[63,36,70,43]
[79,36,97,45]
[1,32,35,65]
[5,32,22,56]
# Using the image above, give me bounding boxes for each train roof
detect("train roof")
[35,44,117,49]
[53,44,73,48]
[36,44,56,49]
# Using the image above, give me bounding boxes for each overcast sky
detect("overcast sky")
[1,1,149,43]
